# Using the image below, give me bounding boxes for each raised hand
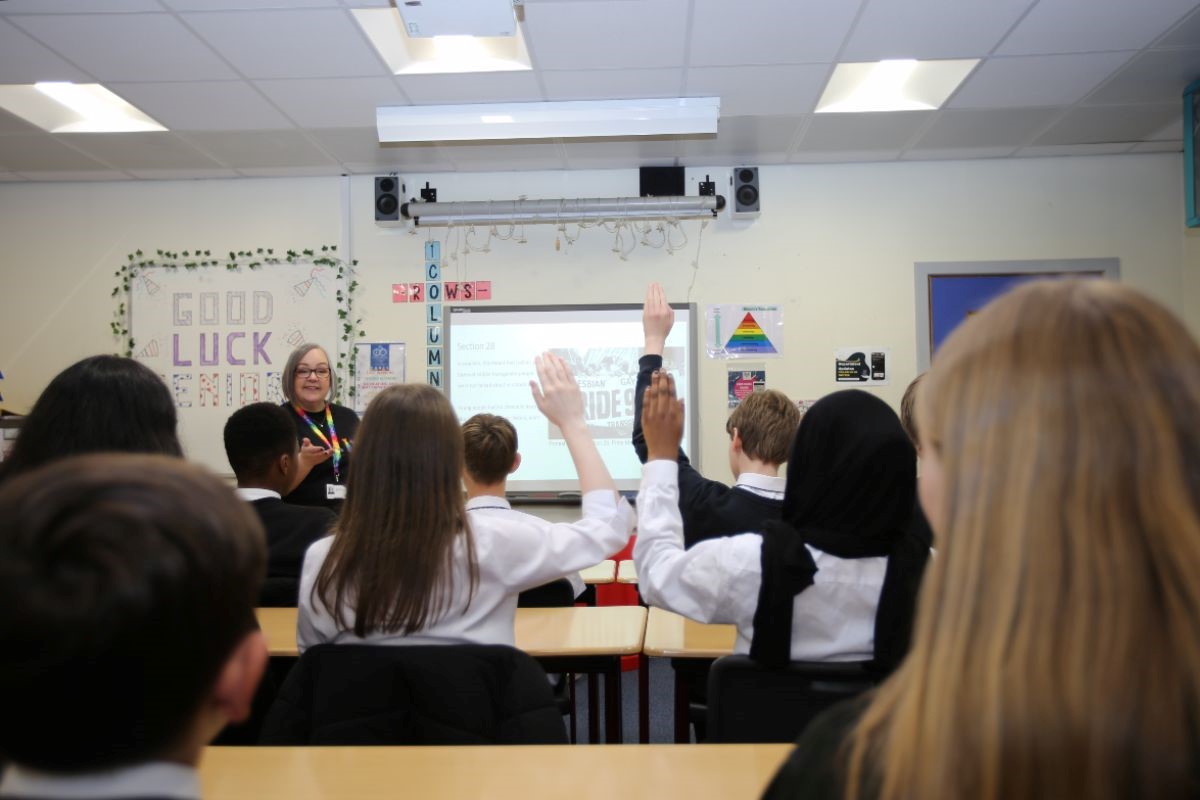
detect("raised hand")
[530,351,586,431]
[642,370,684,461]
[643,282,675,356]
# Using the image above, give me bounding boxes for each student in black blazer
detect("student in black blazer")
[632,283,802,547]
[224,403,335,607]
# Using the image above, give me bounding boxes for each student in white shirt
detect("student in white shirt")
[461,412,586,601]
[0,455,267,800]
[297,352,633,652]
[635,371,929,673]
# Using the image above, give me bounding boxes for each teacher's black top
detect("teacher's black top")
[282,401,359,512]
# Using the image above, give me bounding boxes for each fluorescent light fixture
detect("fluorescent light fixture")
[0,82,166,133]
[378,97,720,143]
[352,8,531,75]
[816,59,978,113]
[401,195,725,227]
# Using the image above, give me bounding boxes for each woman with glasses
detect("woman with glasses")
[280,343,359,511]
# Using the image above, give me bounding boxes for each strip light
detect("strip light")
[378,97,720,142]
[401,196,725,226]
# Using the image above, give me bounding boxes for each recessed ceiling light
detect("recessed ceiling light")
[353,8,531,75]
[0,83,166,133]
[816,59,978,114]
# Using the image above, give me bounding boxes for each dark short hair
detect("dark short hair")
[0,454,266,772]
[462,413,518,485]
[0,356,182,484]
[725,389,802,466]
[224,402,298,480]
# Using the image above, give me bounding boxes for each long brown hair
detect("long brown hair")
[844,280,1200,799]
[314,384,477,636]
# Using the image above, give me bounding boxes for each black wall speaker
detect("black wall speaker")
[375,176,400,222]
[732,167,760,216]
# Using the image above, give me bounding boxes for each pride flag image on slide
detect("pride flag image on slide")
[724,312,778,354]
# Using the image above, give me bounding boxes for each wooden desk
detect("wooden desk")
[642,607,737,743]
[201,743,792,800]
[255,606,647,744]
[616,559,638,583]
[579,559,617,584]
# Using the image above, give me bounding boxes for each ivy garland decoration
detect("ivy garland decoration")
[110,245,366,398]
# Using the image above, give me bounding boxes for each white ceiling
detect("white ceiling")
[0,0,1197,182]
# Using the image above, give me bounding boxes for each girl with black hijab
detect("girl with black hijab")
[634,372,929,672]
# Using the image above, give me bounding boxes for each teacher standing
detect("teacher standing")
[281,343,359,512]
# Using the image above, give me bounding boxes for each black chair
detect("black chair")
[517,578,579,741]
[259,643,568,745]
[706,655,876,743]
[257,576,301,608]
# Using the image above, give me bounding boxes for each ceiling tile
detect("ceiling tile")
[255,77,408,127]
[689,0,857,66]
[396,71,544,105]
[796,111,930,151]
[560,135,697,168]
[1032,103,1181,145]
[901,147,1016,160]
[56,132,227,169]
[912,107,1062,149]
[1128,140,1182,152]
[1016,143,1135,156]
[949,52,1134,108]
[11,13,238,82]
[1149,117,1183,140]
[178,130,339,168]
[437,141,567,171]
[307,128,451,169]
[125,168,243,179]
[997,0,1200,55]
[523,0,689,70]
[0,172,24,181]
[0,1,161,11]
[541,68,683,101]
[181,9,389,79]
[790,150,901,163]
[685,65,826,116]
[236,165,347,177]
[673,115,802,163]
[163,0,340,9]
[0,18,93,83]
[1154,6,1200,47]
[107,81,294,130]
[0,134,114,171]
[1084,47,1200,105]
[841,0,1032,61]
[13,170,132,180]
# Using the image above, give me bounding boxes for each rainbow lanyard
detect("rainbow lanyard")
[292,403,349,483]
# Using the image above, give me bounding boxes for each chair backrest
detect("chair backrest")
[257,576,300,607]
[517,577,576,608]
[706,655,876,743]
[260,643,568,746]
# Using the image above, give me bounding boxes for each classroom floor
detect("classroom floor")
[571,658,694,744]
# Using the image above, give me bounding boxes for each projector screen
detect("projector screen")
[447,304,696,495]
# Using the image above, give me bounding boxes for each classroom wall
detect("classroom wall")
[0,153,1188,479]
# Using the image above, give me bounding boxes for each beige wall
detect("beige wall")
[0,153,1189,478]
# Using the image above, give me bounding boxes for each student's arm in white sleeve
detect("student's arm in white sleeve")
[634,460,743,624]
[479,492,634,593]
[296,537,340,653]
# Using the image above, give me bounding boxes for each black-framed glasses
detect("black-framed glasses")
[296,367,331,379]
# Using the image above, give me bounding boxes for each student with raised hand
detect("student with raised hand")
[461,412,586,602]
[296,352,633,651]
[635,371,928,673]
[763,280,1200,800]
[632,282,800,547]
[224,402,336,607]
[0,454,267,800]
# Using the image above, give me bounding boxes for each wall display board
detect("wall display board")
[130,261,344,474]
[353,342,406,414]
[446,304,696,495]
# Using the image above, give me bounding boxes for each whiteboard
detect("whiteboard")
[131,262,343,474]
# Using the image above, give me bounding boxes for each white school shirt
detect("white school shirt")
[635,460,887,662]
[465,495,587,599]
[732,472,786,501]
[0,762,199,799]
[297,490,633,652]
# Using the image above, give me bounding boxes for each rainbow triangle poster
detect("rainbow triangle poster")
[725,312,777,354]
[705,304,783,359]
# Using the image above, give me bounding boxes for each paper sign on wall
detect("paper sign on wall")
[727,367,766,408]
[353,342,406,414]
[705,305,783,359]
[835,347,890,386]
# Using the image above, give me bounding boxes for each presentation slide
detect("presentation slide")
[447,305,694,494]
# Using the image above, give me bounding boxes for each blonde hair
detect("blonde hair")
[845,280,1200,800]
